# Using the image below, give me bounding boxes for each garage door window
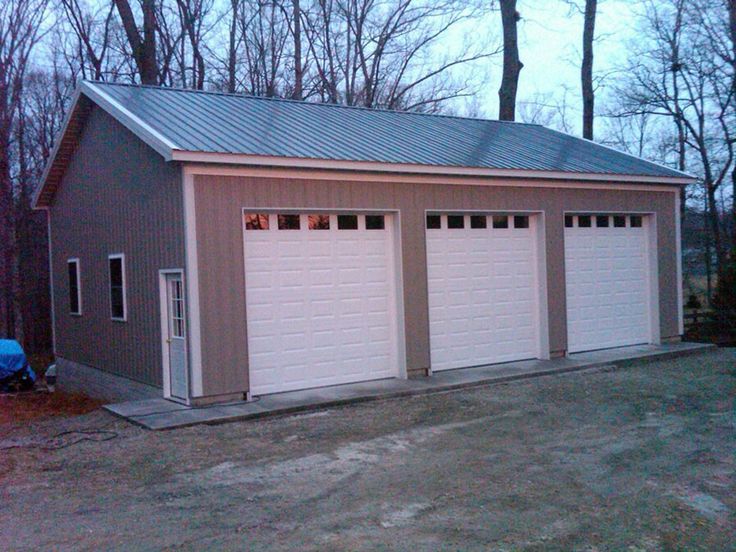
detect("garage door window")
[630,215,643,227]
[596,215,609,228]
[492,215,508,229]
[366,215,385,230]
[337,215,358,229]
[514,215,529,229]
[447,215,464,229]
[613,215,626,227]
[578,215,592,227]
[308,214,330,230]
[245,213,269,230]
[426,215,441,229]
[278,214,300,230]
[470,215,487,228]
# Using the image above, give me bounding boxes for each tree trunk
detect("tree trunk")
[498,0,523,121]
[581,0,596,140]
[729,0,735,248]
[114,0,158,84]
[292,0,303,100]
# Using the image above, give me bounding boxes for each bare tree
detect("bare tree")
[0,0,48,340]
[581,0,597,139]
[497,0,522,121]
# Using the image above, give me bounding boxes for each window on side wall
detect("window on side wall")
[109,254,127,321]
[67,259,81,315]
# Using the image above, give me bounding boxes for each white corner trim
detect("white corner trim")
[108,253,128,322]
[534,213,551,360]
[81,81,179,159]
[675,193,684,335]
[182,170,203,397]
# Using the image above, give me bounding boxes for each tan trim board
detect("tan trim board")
[675,193,684,335]
[174,151,694,186]
[182,163,686,192]
[182,170,203,397]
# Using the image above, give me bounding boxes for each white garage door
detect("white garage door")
[243,212,399,395]
[564,214,653,353]
[426,213,541,372]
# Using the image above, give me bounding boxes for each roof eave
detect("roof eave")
[171,150,695,186]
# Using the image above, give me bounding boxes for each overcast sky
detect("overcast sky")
[462,0,638,131]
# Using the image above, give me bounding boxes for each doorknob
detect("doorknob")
[166,338,172,344]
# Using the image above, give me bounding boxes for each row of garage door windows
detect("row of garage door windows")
[245,212,644,232]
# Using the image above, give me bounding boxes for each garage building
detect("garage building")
[33,82,693,405]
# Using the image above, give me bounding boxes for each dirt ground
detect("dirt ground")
[1,349,734,551]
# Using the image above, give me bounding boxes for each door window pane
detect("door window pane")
[365,215,385,230]
[514,215,529,229]
[613,215,626,228]
[68,260,81,315]
[337,214,358,229]
[109,256,125,320]
[308,214,330,230]
[277,214,300,230]
[492,215,508,229]
[578,215,592,228]
[596,215,610,228]
[244,213,269,230]
[470,215,487,229]
[565,215,574,228]
[630,215,643,227]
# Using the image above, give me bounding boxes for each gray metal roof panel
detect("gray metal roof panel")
[88,81,689,179]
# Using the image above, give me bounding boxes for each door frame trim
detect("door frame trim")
[159,268,190,403]
[240,208,408,395]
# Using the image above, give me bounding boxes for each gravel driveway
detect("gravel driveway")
[1,349,735,551]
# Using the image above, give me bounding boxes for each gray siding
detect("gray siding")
[50,106,184,387]
[193,173,679,397]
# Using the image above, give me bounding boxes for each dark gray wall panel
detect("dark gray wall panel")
[50,106,184,387]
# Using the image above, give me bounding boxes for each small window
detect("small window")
[308,214,330,230]
[337,214,358,230]
[365,215,385,230]
[426,215,441,229]
[630,215,643,228]
[109,254,126,321]
[278,214,300,230]
[447,215,464,229]
[613,215,626,228]
[578,215,592,228]
[492,215,508,229]
[513,215,529,229]
[565,215,574,228]
[67,259,81,315]
[596,215,610,228]
[244,213,269,230]
[470,215,487,229]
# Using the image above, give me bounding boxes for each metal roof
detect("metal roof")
[34,81,692,208]
[92,81,689,177]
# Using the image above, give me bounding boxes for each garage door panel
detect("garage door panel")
[565,215,652,353]
[244,213,399,395]
[427,214,540,371]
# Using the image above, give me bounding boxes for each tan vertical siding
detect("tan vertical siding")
[194,174,679,397]
[50,107,184,387]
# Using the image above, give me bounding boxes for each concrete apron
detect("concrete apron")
[104,342,715,431]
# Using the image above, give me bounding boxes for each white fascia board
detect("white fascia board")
[172,150,695,186]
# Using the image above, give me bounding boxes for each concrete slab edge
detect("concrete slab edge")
[124,343,717,431]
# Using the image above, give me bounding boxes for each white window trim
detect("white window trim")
[67,258,82,316]
[108,253,128,322]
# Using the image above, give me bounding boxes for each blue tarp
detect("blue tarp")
[0,339,35,383]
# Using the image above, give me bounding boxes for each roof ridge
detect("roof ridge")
[84,80,542,127]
